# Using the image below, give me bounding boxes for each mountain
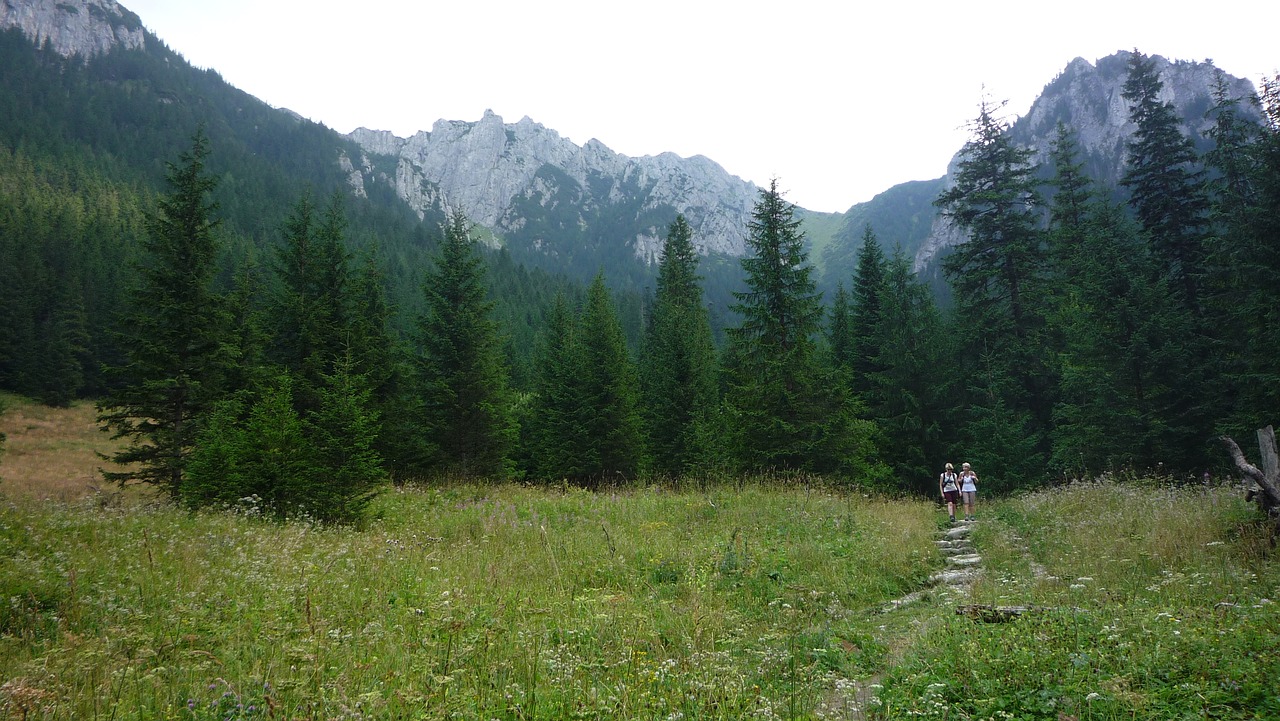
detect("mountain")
[0,0,143,57]
[820,51,1260,284]
[347,113,759,264]
[1,0,1263,295]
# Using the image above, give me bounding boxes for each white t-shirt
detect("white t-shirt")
[941,472,958,491]
[960,472,977,493]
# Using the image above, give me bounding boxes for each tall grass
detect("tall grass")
[6,399,1278,719]
[875,479,1280,719]
[0,482,938,719]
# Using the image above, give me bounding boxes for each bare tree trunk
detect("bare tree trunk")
[1220,426,1280,532]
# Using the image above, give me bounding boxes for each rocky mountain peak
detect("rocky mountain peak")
[913,51,1257,271]
[347,111,759,262]
[1,0,145,58]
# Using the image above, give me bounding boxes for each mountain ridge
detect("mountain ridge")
[346,110,760,262]
[2,0,1264,288]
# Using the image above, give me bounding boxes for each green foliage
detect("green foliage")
[1207,74,1280,436]
[848,225,888,391]
[936,98,1056,480]
[1122,49,1211,310]
[184,368,385,523]
[528,293,587,481]
[267,190,355,412]
[866,247,949,493]
[574,274,645,481]
[727,180,883,480]
[305,358,386,523]
[526,276,645,484]
[641,215,720,477]
[96,131,234,499]
[183,375,315,516]
[411,210,517,479]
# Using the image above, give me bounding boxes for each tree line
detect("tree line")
[4,50,1278,520]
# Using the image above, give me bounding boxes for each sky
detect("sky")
[121,0,1278,214]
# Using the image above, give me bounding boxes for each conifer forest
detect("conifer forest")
[3,32,1280,522]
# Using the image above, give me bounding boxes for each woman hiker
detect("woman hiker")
[939,462,960,523]
[959,462,979,521]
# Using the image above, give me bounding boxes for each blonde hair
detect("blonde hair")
[962,462,971,469]
[945,463,954,471]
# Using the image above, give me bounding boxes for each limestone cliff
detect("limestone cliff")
[349,111,759,262]
[913,52,1257,271]
[0,0,144,58]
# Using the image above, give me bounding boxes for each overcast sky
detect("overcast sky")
[121,0,1277,213]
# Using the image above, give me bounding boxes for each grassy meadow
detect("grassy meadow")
[2,396,1278,719]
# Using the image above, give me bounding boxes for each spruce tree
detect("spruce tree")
[97,131,232,498]
[728,180,880,476]
[413,209,516,478]
[577,272,645,481]
[641,215,718,477]
[825,283,854,376]
[347,249,408,472]
[269,191,353,413]
[1222,74,1280,431]
[849,225,888,399]
[935,98,1054,480]
[1121,50,1211,311]
[306,356,385,523]
[868,247,948,492]
[1049,200,1192,473]
[529,293,587,481]
[1120,51,1217,465]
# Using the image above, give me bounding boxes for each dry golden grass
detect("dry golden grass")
[0,395,135,502]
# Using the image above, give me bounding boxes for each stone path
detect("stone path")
[930,520,981,594]
[818,519,983,719]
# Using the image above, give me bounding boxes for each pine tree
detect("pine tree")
[1045,124,1095,281]
[1042,123,1199,474]
[641,215,719,477]
[413,209,516,478]
[306,356,385,523]
[1222,74,1280,431]
[1121,50,1211,311]
[97,131,232,498]
[577,272,645,481]
[1120,51,1218,466]
[347,249,408,472]
[849,225,888,397]
[825,283,854,376]
[727,179,880,476]
[1049,200,1194,474]
[868,247,948,492]
[935,98,1054,477]
[529,293,587,481]
[35,284,88,407]
[269,191,353,413]
[1201,74,1264,434]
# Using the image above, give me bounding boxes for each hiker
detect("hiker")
[939,462,960,523]
[959,462,979,521]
